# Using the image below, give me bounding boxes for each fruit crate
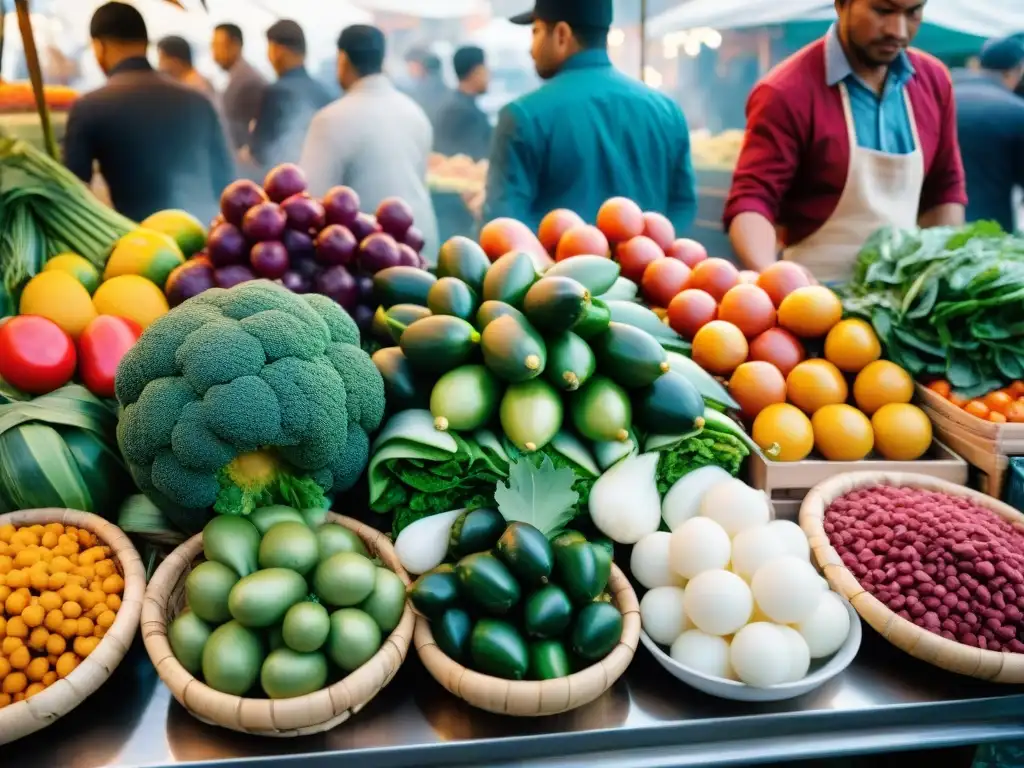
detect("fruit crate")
[748,440,969,521]
[916,384,1024,498]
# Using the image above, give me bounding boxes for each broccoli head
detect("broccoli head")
[115,280,384,533]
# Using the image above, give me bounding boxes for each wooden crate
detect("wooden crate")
[748,440,969,521]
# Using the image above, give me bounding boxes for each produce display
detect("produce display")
[632,474,851,688]
[825,484,1024,653]
[408,512,622,682]
[168,164,429,338]
[166,510,405,698]
[427,153,487,194]
[925,379,1024,425]
[0,521,126,707]
[690,129,744,170]
[114,280,384,534]
[845,223,1024,398]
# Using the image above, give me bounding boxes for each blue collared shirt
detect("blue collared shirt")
[824,25,916,154]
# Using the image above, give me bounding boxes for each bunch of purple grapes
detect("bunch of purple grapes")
[176,163,427,331]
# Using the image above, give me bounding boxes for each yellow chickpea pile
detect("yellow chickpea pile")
[0,522,124,709]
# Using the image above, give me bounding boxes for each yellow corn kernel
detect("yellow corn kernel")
[28,569,49,592]
[4,570,27,590]
[0,586,10,605]
[21,604,44,629]
[55,652,77,678]
[45,634,65,656]
[25,656,48,682]
[0,555,12,575]
[73,636,99,658]
[8,645,30,670]
[5,617,27,639]
[0,637,18,656]
[0,525,14,543]
[27,627,48,652]
[93,625,106,639]
[105,594,121,612]
[40,530,58,549]
[59,619,78,639]
[3,671,27,694]
[61,602,82,620]
[96,610,116,630]
[13,548,40,569]
[25,682,45,698]
[0,693,10,709]
[59,583,84,604]
[4,592,26,616]
[44,609,64,632]
[94,559,116,579]
[41,670,57,686]
[38,591,61,612]
[0,657,10,678]
[101,574,124,595]
[47,572,68,591]
[76,617,94,637]
[0,616,6,639]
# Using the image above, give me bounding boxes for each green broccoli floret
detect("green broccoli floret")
[114,280,383,534]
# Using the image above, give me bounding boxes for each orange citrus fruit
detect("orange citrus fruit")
[691,320,749,376]
[812,404,874,461]
[729,361,787,420]
[824,318,881,373]
[871,403,932,460]
[983,390,1014,415]
[786,359,848,414]
[752,403,814,462]
[777,286,844,338]
[852,360,913,415]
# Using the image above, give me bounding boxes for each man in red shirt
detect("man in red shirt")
[725,0,966,282]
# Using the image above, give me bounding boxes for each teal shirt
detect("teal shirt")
[484,50,697,234]
[824,25,916,154]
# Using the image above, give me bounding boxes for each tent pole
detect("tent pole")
[640,0,647,81]
[0,0,7,84]
[15,0,57,159]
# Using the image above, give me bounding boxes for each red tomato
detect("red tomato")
[0,315,77,394]
[78,315,142,398]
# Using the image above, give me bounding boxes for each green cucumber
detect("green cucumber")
[372,303,432,346]
[430,364,501,432]
[476,300,526,330]
[373,266,437,308]
[524,585,573,639]
[529,640,572,680]
[495,522,553,586]
[481,314,547,383]
[448,508,506,559]
[571,375,631,443]
[456,552,521,615]
[499,379,563,452]
[400,315,480,373]
[554,540,601,606]
[633,370,706,434]
[591,543,612,596]
[434,608,473,662]
[666,351,740,410]
[571,602,623,662]
[437,236,490,292]
[592,322,670,389]
[408,568,461,620]
[597,277,639,302]
[470,619,529,680]
[372,346,432,411]
[544,331,596,392]
[605,300,683,342]
[427,276,479,322]
[482,250,538,308]
[572,297,611,340]
[544,256,620,295]
[523,276,591,333]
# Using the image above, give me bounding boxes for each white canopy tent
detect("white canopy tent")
[649,0,1024,38]
[350,0,488,18]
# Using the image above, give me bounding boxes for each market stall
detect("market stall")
[2,132,1024,768]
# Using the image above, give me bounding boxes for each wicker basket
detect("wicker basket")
[414,563,640,716]
[0,508,145,746]
[800,471,1024,683]
[141,514,415,736]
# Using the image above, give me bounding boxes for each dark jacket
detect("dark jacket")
[221,58,267,151]
[434,90,493,161]
[250,65,331,172]
[955,71,1024,233]
[63,57,235,223]
[484,50,697,233]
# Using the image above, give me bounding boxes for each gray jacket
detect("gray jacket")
[221,58,266,151]
[301,75,439,261]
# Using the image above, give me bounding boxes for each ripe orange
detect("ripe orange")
[871,403,932,460]
[786,359,848,414]
[1012,381,1024,398]
[730,361,787,420]
[616,235,664,283]
[824,318,882,373]
[927,379,952,398]
[642,212,675,250]
[812,404,874,461]
[596,197,645,243]
[687,258,741,302]
[748,327,805,378]
[756,262,811,307]
[1007,401,1024,423]
[752,403,814,462]
[717,284,777,339]
[991,411,1008,424]
[556,224,609,261]
[667,289,718,339]
[691,320,749,376]
[983,390,1014,415]
[777,286,844,338]
[538,209,583,254]
[852,360,913,415]
[963,400,989,420]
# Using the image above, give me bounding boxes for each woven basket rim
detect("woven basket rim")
[799,470,1024,684]
[413,562,641,716]
[0,508,145,746]
[140,513,415,737]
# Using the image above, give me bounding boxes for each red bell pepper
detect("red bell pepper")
[78,315,142,398]
[0,315,77,394]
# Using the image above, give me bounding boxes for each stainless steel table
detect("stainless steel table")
[8,630,1024,768]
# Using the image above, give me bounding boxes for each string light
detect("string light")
[608,27,626,48]
[661,27,723,58]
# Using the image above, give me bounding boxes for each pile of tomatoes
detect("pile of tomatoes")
[926,380,1024,425]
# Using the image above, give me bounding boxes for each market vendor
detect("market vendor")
[724,0,967,283]
[483,0,697,234]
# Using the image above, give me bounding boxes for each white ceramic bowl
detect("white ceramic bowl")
[640,596,862,702]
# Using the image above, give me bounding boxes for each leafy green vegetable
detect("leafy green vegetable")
[845,222,1024,397]
[651,426,750,496]
[495,455,579,538]
[502,438,597,514]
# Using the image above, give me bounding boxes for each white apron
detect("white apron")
[784,82,925,283]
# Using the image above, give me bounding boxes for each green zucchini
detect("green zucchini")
[481,250,538,308]
[605,300,682,341]
[373,266,437,308]
[430,364,501,432]
[499,379,563,452]
[572,297,611,340]
[571,602,623,662]
[408,568,461,620]
[529,640,572,680]
[476,300,526,330]
[666,351,740,410]
[470,619,529,680]
[437,236,490,292]
[372,304,432,345]
[481,314,547,383]
[545,331,596,392]
[592,322,670,389]
[553,540,601,606]
[434,608,474,663]
[544,255,620,295]
[448,508,506,559]
[495,522,553,586]
[427,276,479,322]
[571,375,631,443]
[456,552,521,615]
[591,543,612,597]
[399,315,480,373]
[632,370,706,435]
[523,276,591,333]
[524,585,573,639]
[372,346,432,412]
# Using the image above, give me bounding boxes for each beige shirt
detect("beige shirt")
[300,75,439,262]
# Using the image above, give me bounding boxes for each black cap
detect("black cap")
[453,46,486,81]
[510,0,613,28]
[267,19,306,54]
[979,36,1024,72]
